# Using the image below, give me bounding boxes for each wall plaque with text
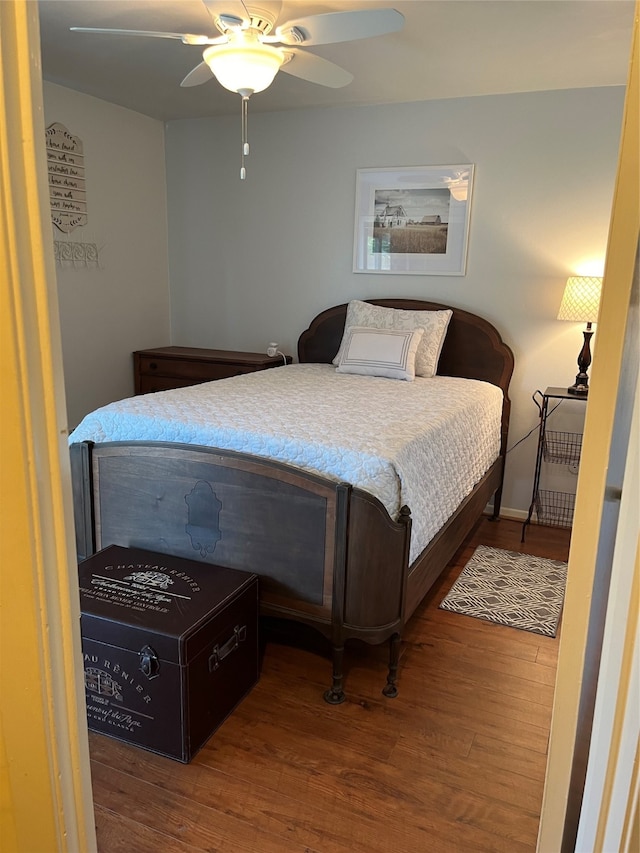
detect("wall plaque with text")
[46,122,88,233]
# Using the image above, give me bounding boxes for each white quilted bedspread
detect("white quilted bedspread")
[70,364,503,563]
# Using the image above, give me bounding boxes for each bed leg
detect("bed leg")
[323,644,346,705]
[490,458,506,521]
[489,484,502,520]
[382,633,401,698]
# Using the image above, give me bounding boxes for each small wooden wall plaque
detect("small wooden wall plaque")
[46,122,88,233]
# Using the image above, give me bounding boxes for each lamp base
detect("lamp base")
[567,326,594,397]
[567,383,589,397]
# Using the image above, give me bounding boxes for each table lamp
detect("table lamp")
[557,275,602,396]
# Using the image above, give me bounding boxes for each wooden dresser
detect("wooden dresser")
[134,346,291,394]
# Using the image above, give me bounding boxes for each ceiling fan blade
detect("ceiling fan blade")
[180,61,215,88]
[275,8,404,47]
[69,27,225,46]
[280,51,353,89]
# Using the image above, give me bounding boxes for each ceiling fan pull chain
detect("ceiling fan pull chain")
[240,95,250,180]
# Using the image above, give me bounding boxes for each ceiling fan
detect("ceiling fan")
[71,1,404,178]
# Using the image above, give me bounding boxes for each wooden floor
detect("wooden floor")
[89,517,571,853]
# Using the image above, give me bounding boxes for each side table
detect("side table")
[521,386,587,542]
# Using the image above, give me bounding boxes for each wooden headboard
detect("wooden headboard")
[297,299,514,396]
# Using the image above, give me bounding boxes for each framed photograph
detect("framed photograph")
[353,164,474,275]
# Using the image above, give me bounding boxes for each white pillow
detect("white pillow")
[333,300,452,377]
[336,326,424,381]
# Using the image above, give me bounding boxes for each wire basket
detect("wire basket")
[535,490,576,528]
[543,431,582,465]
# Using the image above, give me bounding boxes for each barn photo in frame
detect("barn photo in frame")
[353,165,474,275]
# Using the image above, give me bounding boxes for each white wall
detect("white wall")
[165,86,625,516]
[44,82,171,429]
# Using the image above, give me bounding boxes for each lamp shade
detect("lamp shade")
[557,276,602,323]
[203,34,285,96]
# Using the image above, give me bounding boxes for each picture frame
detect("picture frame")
[353,164,474,275]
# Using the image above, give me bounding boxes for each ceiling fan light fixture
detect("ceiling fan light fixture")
[203,35,285,95]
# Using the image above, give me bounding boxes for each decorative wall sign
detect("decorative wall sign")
[46,122,88,233]
[353,165,474,275]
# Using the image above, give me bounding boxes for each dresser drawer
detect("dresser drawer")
[137,375,212,394]
[137,355,243,383]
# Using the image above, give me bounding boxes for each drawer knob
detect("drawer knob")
[149,362,157,370]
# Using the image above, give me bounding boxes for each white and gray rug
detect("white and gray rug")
[439,545,568,637]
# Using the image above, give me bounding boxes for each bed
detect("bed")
[70,298,514,703]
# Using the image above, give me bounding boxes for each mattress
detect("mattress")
[70,363,503,563]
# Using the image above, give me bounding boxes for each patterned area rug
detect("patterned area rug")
[439,545,568,637]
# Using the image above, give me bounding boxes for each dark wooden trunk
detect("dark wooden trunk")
[79,545,259,763]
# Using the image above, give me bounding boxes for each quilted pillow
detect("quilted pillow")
[333,300,452,377]
[335,326,424,381]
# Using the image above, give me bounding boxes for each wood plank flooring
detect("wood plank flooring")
[88,517,571,853]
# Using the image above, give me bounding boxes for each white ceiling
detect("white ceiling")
[37,0,636,121]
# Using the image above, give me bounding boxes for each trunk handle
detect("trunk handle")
[209,625,247,672]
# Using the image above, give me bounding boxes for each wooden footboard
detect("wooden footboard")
[72,441,410,627]
[74,442,341,618]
